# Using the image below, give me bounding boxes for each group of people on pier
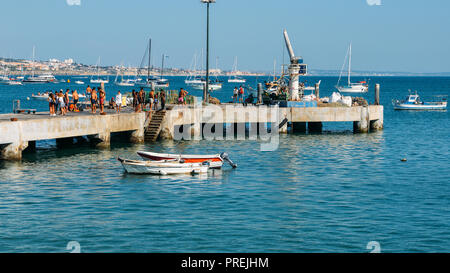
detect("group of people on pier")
[47,89,80,116]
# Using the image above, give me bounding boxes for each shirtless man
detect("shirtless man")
[91,87,98,114]
[72,90,79,111]
[99,88,106,114]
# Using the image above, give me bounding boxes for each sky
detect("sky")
[0,0,449,73]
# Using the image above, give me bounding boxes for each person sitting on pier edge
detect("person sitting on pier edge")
[91,87,98,114]
[115,90,122,113]
[244,93,255,106]
[108,96,116,109]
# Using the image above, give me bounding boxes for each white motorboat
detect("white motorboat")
[336,43,368,93]
[31,93,50,100]
[75,80,85,85]
[118,157,209,175]
[393,92,447,110]
[6,80,23,85]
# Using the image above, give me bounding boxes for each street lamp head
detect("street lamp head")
[201,0,216,3]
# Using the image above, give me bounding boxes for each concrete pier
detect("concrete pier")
[0,111,145,160]
[0,103,383,161]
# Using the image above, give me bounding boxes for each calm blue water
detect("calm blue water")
[0,76,449,252]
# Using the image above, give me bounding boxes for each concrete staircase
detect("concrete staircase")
[144,110,166,142]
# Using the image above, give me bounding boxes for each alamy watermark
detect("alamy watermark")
[171,104,280,152]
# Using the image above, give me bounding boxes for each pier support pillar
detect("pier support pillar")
[130,129,145,144]
[89,132,110,148]
[354,106,369,133]
[292,122,307,133]
[308,122,323,133]
[0,141,29,161]
[370,119,384,131]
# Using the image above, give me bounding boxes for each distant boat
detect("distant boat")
[135,38,169,89]
[191,82,222,91]
[336,43,368,93]
[90,57,109,84]
[23,46,56,83]
[185,51,204,85]
[393,92,447,110]
[75,80,85,85]
[114,64,135,87]
[228,56,246,83]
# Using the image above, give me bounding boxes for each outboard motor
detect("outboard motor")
[220,152,237,169]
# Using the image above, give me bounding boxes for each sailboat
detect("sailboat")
[90,57,109,84]
[115,63,135,87]
[185,50,205,85]
[228,56,246,83]
[135,39,169,89]
[23,46,56,83]
[336,43,368,93]
[191,56,222,91]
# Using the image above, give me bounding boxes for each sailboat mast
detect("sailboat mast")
[161,54,164,80]
[148,38,152,81]
[32,46,35,77]
[348,43,352,85]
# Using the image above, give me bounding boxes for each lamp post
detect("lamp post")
[201,0,215,102]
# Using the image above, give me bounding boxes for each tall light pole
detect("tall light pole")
[201,0,215,102]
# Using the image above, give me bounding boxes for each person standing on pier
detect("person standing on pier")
[138,88,145,112]
[115,90,122,113]
[239,86,244,103]
[48,93,55,116]
[233,87,238,103]
[91,88,98,114]
[160,90,166,111]
[72,90,79,112]
[99,88,106,114]
[58,92,66,116]
[132,90,138,112]
[149,89,155,111]
[64,89,70,112]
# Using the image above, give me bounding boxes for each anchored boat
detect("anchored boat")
[137,151,237,169]
[336,43,368,93]
[393,92,447,110]
[118,157,209,175]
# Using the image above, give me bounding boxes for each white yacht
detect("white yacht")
[90,57,109,84]
[336,43,368,93]
[228,57,246,83]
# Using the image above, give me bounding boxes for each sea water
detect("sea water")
[0,76,449,252]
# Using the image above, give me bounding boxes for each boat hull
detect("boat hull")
[119,158,208,175]
[137,151,224,169]
[394,102,447,110]
[336,85,368,93]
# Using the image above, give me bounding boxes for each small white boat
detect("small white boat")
[393,93,447,110]
[118,157,209,175]
[7,80,23,85]
[191,82,222,91]
[75,80,85,85]
[31,93,50,100]
[137,151,237,169]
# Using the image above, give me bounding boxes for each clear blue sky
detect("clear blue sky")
[1,0,449,73]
